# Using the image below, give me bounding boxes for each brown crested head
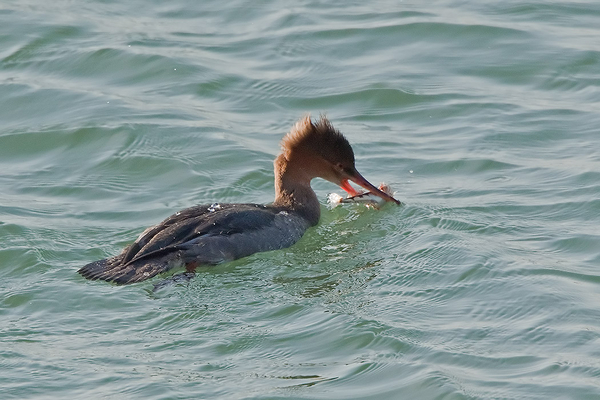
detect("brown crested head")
[281,115,356,174]
[279,115,401,205]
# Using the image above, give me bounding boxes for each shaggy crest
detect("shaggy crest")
[281,115,355,164]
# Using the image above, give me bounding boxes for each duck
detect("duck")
[78,116,400,284]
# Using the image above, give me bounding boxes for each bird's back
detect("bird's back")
[79,203,312,284]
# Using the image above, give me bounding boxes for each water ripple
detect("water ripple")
[1,0,600,399]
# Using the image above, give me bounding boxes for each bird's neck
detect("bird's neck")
[272,154,320,226]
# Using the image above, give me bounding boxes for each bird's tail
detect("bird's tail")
[78,252,182,285]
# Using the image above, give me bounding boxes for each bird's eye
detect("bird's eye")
[336,163,350,174]
[336,163,353,175]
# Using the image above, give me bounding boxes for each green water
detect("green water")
[1,1,600,399]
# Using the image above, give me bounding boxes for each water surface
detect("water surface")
[1,1,600,399]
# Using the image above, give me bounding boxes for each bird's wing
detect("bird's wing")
[121,204,279,265]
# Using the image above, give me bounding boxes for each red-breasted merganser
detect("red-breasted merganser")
[79,116,400,284]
